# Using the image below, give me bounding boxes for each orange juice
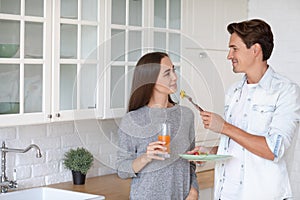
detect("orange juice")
[158,135,171,153]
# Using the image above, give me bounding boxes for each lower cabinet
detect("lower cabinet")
[196,169,214,199]
[199,187,214,200]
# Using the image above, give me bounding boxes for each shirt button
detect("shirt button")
[222,163,225,167]
[243,114,247,117]
[247,98,251,101]
[241,164,244,168]
[240,181,243,185]
[236,99,238,102]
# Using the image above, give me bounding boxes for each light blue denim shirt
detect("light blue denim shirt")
[215,67,300,200]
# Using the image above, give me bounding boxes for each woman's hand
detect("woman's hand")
[144,141,168,161]
[186,146,218,166]
[187,146,217,155]
[185,187,198,200]
[133,141,167,173]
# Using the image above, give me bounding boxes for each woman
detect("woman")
[116,52,199,200]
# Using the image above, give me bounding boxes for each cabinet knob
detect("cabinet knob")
[47,114,52,119]
[56,113,61,118]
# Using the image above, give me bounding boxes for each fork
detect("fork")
[184,94,204,112]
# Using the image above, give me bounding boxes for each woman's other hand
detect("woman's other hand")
[187,146,217,155]
[185,187,198,200]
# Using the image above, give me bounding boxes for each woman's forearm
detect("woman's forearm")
[132,153,152,173]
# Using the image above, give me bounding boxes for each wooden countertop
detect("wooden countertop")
[48,169,214,200]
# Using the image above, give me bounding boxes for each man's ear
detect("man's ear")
[253,43,262,55]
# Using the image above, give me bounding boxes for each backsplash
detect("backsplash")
[0,119,120,189]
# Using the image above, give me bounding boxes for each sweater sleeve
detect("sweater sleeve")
[188,111,199,191]
[116,123,137,179]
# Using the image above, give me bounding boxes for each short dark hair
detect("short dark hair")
[128,52,175,112]
[227,19,274,61]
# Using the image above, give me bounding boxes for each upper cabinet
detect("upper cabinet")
[0,0,52,126]
[181,0,247,146]
[182,0,248,50]
[103,0,182,118]
[0,0,183,126]
[0,0,247,127]
[51,0,102,121]
[0,0,102,126]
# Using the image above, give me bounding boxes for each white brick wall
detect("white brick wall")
[0,119,119,189]
[248,0,300,199]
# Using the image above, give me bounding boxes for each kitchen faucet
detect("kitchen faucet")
[0,141,42,193]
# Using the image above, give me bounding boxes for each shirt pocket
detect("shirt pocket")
[249,104,276,134]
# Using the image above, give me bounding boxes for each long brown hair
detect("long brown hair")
[128,52,175,112]
[227,19,274,61]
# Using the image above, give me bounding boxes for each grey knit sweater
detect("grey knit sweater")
[116,104,199,200]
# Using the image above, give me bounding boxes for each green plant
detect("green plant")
[63,147,94,175]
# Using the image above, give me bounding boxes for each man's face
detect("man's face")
[227,32,256,74]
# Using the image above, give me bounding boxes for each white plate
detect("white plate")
[179,154,232,161]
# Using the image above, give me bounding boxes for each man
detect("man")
[198,19,300,199]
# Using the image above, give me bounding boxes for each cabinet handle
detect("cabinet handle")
[88,104,96,109]
[199,52,207,58]
[56,113,61,118]
[47,114,52,119]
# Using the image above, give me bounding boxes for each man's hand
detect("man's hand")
[200,111,225,133]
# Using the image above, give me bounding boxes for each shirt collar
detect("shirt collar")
[256,66,274,90]
[236,66,274,91]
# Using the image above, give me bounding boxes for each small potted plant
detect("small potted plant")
[63,147,94,185]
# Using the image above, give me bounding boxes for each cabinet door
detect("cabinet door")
[52,0,101,121]
[181,0,247,146]
[103,0,144,118]
[104,0,182,119]
[152,0,182,101]
[0,0,52,127]
[182,0,247,50]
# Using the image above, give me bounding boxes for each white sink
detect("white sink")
[0,187,105,200]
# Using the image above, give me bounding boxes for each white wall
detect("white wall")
[248,0,300,199]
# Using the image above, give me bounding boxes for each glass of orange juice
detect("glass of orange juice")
[158,123,171,158]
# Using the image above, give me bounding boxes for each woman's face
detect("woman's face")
[154,56,177,94]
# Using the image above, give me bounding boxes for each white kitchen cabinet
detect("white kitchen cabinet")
[103,0,182,118]
[199,187,214,200]
[0,0,103,126]
[0,0,52,126]
[105,0,248,119]
[0,0,183,125]
[181,0,247,146]
[182,0,247,50]
[0,0,247,127]
[51,0,103,122]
